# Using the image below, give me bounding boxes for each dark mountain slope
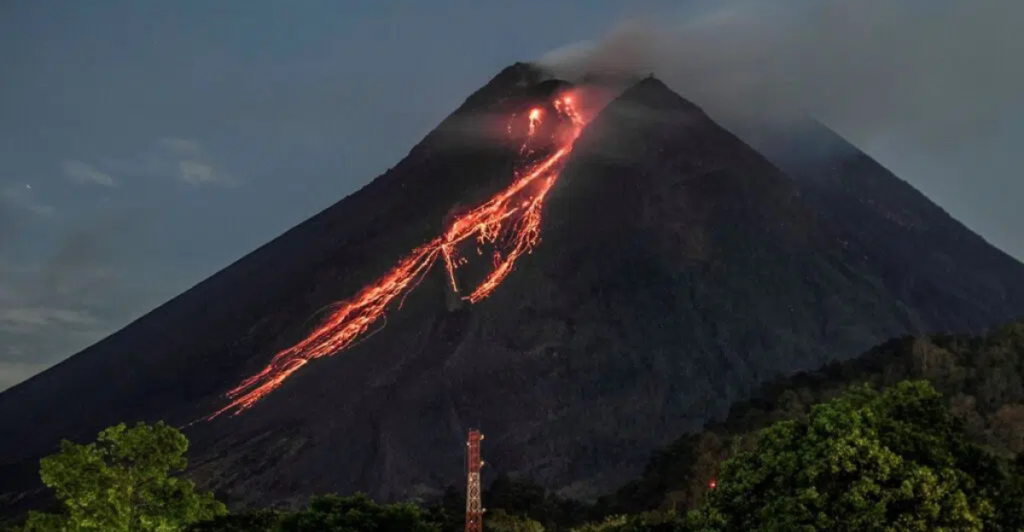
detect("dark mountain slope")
[477,78,916,495]
[0,63,557,505]
[739,119,1024,332]
[176,77,917,505]
[2,66,1023,516]
[0,62,543,454]
[601,319,1024,516]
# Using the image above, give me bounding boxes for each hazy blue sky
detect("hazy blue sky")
[1,0,1021,390]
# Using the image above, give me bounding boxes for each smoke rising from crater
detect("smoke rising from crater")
[539,0,1024,150]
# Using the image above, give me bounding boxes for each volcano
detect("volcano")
[2,63,1024,513]
[737,118,1024,332]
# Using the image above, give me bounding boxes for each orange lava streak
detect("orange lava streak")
[208,243,443,418]
[207,93,587,420]
[528,108,542,136]
[467,173,556,303]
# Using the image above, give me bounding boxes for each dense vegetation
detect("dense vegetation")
[187,493,440,532]
[6,321,1024,531]
[602,320,1024,518]
[14,422,225,532]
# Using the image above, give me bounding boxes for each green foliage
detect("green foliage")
[423,485,464,532]
[569,513,690,532]
[485,509,545,532]
[484,475,593,531]
[183,494,448,532]
[184,510,281,532]
[418,486,460,532]
[688,381,1006,531]
[15,322,1024,531]
[276,493,438,532]
[569,516,629,532]
[18,421,225,532]
[597,433,724,518]
[601,321,1024,515]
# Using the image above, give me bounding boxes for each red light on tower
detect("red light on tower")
[466,429,485,532]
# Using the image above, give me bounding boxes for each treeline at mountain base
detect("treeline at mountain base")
[5,321,1024,531]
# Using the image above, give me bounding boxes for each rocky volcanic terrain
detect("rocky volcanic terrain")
[2,63,1023,515]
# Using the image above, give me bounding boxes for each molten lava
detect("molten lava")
[207,91,587,420]
[528,108,542,137]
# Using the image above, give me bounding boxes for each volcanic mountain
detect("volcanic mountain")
[2,63,1024,513]
[737,118,1024,332]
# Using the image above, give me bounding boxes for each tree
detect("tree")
[20,421,225,532]
[991,403,1024,453]
[689,381,1002,531]
[485,509,545,532]
[569,513,689,532]
[277,493,438,532]
[569,516,630,532]
[485,475,592,530]
[423,485,464,532]
[184,510,281,532]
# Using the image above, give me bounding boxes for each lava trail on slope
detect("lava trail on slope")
[207,90,588,420]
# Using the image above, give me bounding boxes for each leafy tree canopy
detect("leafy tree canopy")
[184,509,281,532]
[689,381,1018,531]
[568,513,688,532]
[276,493,438,532]
[485,509,545,532]
[18,421,225,532]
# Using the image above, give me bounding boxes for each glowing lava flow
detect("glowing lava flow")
[528,108,542,136]
[207,93,586,420]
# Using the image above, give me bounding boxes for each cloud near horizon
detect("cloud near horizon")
[63,160,116,187]
[76,137,237,188]
[0,185,54,217]
[0,306,100,334]
[157,137,236,186]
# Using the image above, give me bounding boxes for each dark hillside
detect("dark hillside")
[3,66,1023,518]
[603,320,1024,515]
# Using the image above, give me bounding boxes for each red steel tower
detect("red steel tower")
[465,429,485,532]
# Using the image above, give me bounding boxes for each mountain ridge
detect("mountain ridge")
[736,117,1024,333]
[0,62,554,459]
[3,64,1024,516]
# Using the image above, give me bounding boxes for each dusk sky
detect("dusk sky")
[1,0,1021,390]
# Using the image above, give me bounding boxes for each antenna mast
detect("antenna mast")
[465,429,485,532]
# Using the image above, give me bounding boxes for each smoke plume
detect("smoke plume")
[539,0,1024,150]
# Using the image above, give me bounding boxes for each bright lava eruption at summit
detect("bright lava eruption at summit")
[207,90,589,420]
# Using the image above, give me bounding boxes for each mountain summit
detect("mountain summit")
[2,64,1023,513]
